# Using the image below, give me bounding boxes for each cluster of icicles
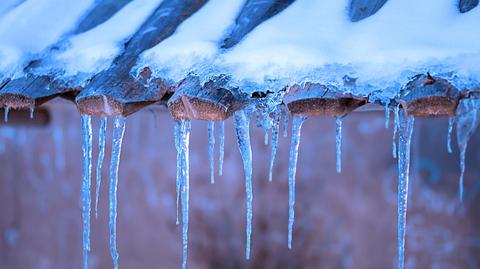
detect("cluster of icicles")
[76,98,480,269]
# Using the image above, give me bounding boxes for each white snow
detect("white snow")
[0,0,94,77]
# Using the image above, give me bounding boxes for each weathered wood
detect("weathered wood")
[167,75,246,120]
[348,0,388,22]
[77,0,209,116]
[0,75,54,109]
[74,0,134,34]
[284,82,366,116]
[458,0,479,13]
[0,107,50,126]
[399,74,461,116]
[221,0,295,49]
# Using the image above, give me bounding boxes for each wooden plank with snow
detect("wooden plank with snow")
[0,75,54,109]
[168,75,246,120]
[348,0,388,22]
[283,82,366,116]
[76,0,209,116]
[399,73,461,116]
[221,0,295,49]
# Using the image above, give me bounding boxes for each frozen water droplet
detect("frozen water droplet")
[335,117,342,173]
[218,121,225,177]
[208,121,215,184]
[288,115,307,249]
[29,107,34,119]
[397,110,415,269]
[109,116,126,269]
[233,110,253,259]
[81,115,93,269]
[95,117,107,219]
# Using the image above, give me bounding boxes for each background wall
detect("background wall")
[0,104,479,269]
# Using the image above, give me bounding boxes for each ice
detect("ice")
[174,120,191,269]
[29,107,34,119]
[208,121,215,184]
[174,121,181,225]
[447,116,454,154]
[385,102,390,129]
[95,116,107,218]
[283,107,289,138]
[288,115,307,249]
[392,104,400,159]
[218,121,225,177]
[335,116,343,173]
[455,97,480,201]
[4,107,9,123]
[109,116,126,269]
[264,128,269,145]
[80,115,92,269]
[233,109,253,259]
[269,107,281,182]
[397,110,415,269]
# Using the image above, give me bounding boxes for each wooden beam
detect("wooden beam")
[167,75,246,120]
[220,0,295,49]
[0,75,53,109]
[76,0,209,116]
[74,0,135,34]
[348,0,388,22]
[284,82,366,116]
[458,0,479,13]
[399,73,461,116]
[0,107,50,127]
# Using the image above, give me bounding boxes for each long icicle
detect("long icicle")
[218,121,225,177]
[335,116,343,173]
[392,104,400,159]
[4,107,9,123]
[177,120,191,269]
[81,115,93,269]
[288,115,307,249]
[269,108,281,182]
[208,121,215,184]
[385,102,390,128]
[397,110,415,269]
[95,116,107,219]
[109,116,126,269]
[283,106,289,138]
[233,110,253,259]
[447,116,454,154]
[174,121,182,225]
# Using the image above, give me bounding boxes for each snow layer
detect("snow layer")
[0,0,94,77]
[140,0,480,98]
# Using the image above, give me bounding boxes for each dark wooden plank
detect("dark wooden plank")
[399,73,461,116]
[348,0,388,22]
[74,0,134,34]
[221,0,295,49]
[284,82,366,116]
[77,0,209,116]
[458,0,479,13]
[0,75,53,109]
[167,75,246,120]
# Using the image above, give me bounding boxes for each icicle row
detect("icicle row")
[208,121,215,184]
[335,117,343,173]
[81,115,93,269]
[397,110,415,269]
[288,115,307,249]
[233,110,253,260]
[109,116,126,269]
[269,108,281,182]
[218,121,225,177]
[95,116,107,219]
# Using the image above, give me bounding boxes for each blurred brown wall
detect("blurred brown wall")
[0,105,479,269]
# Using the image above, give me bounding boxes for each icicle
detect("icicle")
[283,107,289,138]
[335,117,343,173]
[218,121,225,177]
[29,107,34,119]
[95,117,107,219]
[4,107,9,123]
[174,121,182,225]
[233,110,253,260]
[175,120,191,269]
[81,115,93,269]
[288,115,307,249]
[109,116,126,269]
[384,102,390,128]
[269,109,281,182]
[456,98,480,201]
[392,104,400,159]
[208,121,215,184]
[397,110,415,269]
[447,116,454,154]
